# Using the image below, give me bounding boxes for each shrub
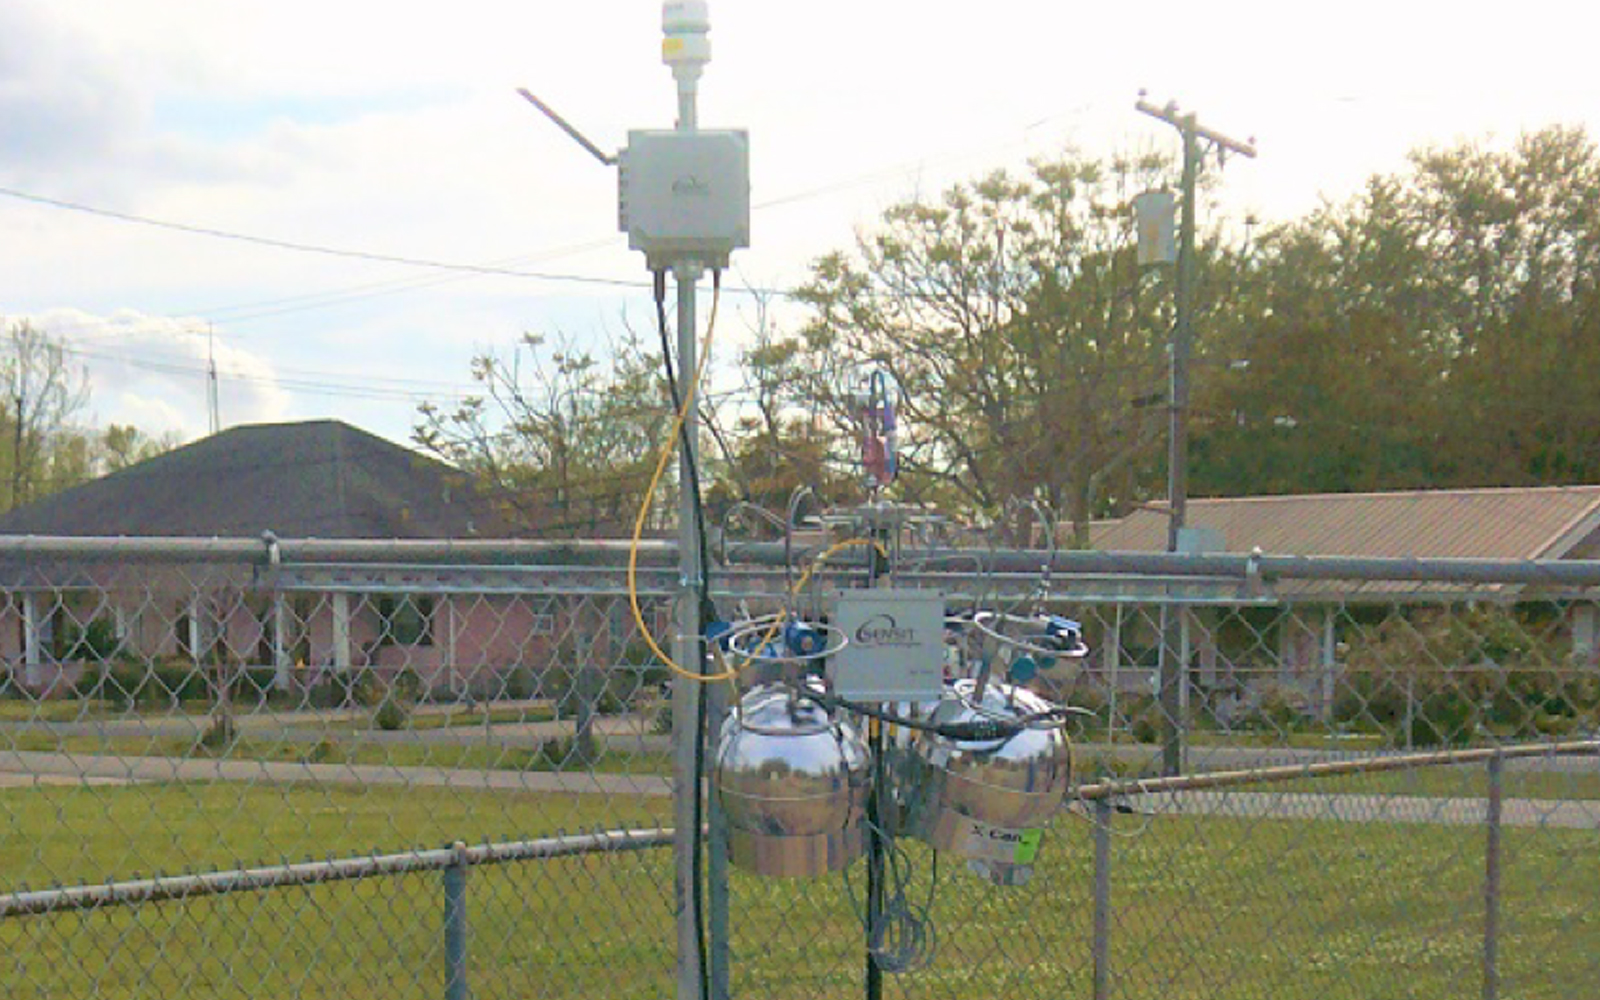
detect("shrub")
[1237,683,1312,733]
[56,616,121,662]
[302,738,343,764]
[373,698,409,731]
[230,668,282,706]
[502,665,537,701]
[369,668,421,730]
[1130,707,1164,745]
[526,737,589,770]
[197,714,237,752]
[1408,688,1477,747]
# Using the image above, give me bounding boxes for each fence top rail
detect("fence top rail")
[5,534,1600,586]
[0,826,674,920]
[0,534,677,566]
[1074,739,1600,801]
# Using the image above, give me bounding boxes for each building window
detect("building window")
[377,595,434,647]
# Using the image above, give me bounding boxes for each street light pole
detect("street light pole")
[1135,94,1255,776]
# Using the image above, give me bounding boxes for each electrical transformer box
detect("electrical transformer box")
[618,129,750,268]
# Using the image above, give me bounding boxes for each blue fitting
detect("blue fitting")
[705,620,734,651]
[783,619,823,657]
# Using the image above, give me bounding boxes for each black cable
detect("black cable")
[654,266,719,1000]
[820,692,1070,741]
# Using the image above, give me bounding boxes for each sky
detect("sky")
[3,0,1598,450]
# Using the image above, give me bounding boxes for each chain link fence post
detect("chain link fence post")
[707,680,732,1000]
[1093,795,1113,1000]
[1484,751,1503,1000]
[444,841,469,1000]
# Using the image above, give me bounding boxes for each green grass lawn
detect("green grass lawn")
[2,780,1597,1000]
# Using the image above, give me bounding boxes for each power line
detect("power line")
[0,97,1105,319]
[0,185,670,293]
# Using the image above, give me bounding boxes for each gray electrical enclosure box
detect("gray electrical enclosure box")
[618,129,750,268]
[829,589,946,703]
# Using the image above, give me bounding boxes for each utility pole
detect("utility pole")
[1135,93,1255,776]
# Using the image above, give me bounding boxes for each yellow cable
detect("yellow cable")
[624,272,892,685]
[628,275,735,682]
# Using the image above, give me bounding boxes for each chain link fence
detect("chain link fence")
[1,538,1596,998]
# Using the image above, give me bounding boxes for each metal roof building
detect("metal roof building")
[1090,486,1600,561]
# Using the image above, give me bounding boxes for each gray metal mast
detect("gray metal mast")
[663,8,714,1000]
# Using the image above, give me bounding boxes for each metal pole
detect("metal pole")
[668,20,711,1000]
[1484,751,1503,1000]
[864,517,893,1000]
[444,841,469,1000]
[865,717,885,1000]
[669,256,708,1000]
[1092,796,1113,1000]
[1156,119,1197,778]
[1136,96,1255,777]
[1159,602,1184,776]
[1168,117,1197,554]
[707,681,732,1000]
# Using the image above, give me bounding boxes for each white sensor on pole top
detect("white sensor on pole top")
[663,0,711,68]
[520,0,749,271]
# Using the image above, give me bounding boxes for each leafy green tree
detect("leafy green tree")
[1412,126,1600,484]
[787,153,1191,543]
[1189,178,1449,495]
[1191,124,1600,497]
[99,423,178,474]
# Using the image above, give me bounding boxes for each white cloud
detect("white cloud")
[20,308,293,442]
[1,0,1598,453]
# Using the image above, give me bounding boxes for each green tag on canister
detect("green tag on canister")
[1014,827,1044,864]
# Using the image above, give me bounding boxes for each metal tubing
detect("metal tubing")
[1484,752,1503,1000]
[1092,796,1112,1000]
[0,535,676,565]
[444,842,469,1000]
[10,533,1600,591]
[0,827,674,919]
[725,543,1600,589]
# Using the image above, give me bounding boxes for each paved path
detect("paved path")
[0,704,670,751]
[5,750,1597,829]
[0,750,672,797]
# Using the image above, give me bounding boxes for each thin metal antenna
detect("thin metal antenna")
[206,322,220,436]
[516,89,616,167]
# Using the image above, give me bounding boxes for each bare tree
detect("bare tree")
[0,320,90,510]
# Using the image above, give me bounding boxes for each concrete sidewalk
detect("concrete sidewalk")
[0,750,672,797]
[6,750,1597,829]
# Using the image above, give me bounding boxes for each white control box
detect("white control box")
[618,129,750,268]
[829,589,946,703]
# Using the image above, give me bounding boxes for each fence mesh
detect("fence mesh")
[1,542,1597,998]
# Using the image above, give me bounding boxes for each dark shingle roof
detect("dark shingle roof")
[0,420,514,539]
